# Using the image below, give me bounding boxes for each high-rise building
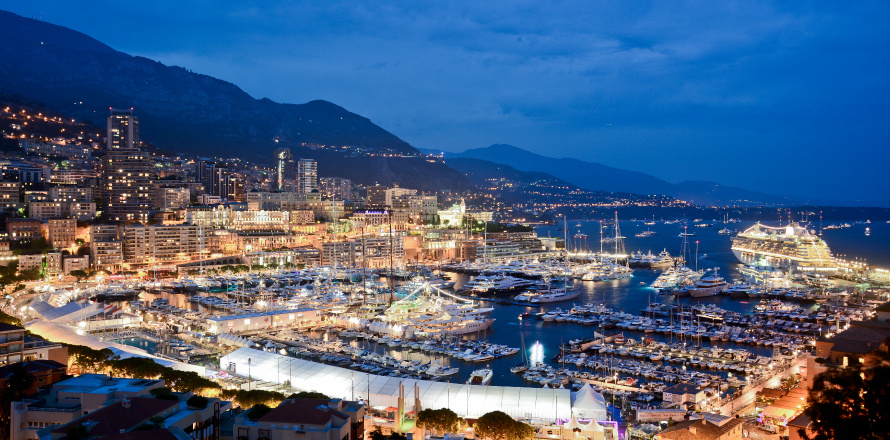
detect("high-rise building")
[297,158,317,194]
[319,177,352,200]
[101,148,153,223]
[366,184,388,208]
[274,148,295,191]
[106,108,140,151]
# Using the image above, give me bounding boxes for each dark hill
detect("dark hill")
[451,144,793,206]
[0,10,472,191]
[0,10,414,159]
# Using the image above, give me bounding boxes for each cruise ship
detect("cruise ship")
[731,223,837,275]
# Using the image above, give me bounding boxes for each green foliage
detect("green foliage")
[220,389,286,408]
[417,408,461,434]
[69,270,89,281]
[187,395,209,409]
[149,387,179,401]
[802,365,890,440]
[67,344,116,373]
[247,403,272,421]
[160,369,219,394]
[286,391,330,400]
[474,411,535,440]
[11,237,50,255]
[63,345,218,394]
[369,427,408,440]
[0,309,22,326]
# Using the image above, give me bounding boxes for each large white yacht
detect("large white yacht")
[684,272,729,298]
[462,274,533,295]
[731,223,836,275]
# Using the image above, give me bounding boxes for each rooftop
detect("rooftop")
[259,398,350,426]
[822,320,890,355]
[664,383,703,395]
[657,417,745,440]
[101,428,183,440]
[52,397,178,437]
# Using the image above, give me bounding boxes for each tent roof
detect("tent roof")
[572,386,606,412]
[24,320,204,375]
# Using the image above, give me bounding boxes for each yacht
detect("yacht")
[463,274,533,295]
[468,368,493,385]
[651,266,703,290]
[686,272,729,298]
[519,285,582,304]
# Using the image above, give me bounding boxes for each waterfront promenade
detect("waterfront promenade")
[717,355,807,416]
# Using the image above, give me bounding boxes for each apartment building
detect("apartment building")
[233,397,364,440]
[121,224,209,267]
[47,218,76,249]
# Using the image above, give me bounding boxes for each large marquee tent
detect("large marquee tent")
[221,347,571,420]
[25,319,205,374]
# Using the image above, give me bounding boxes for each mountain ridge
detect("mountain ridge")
[446,144,795,206]
[0,10,416,158]
[0,10,477,191]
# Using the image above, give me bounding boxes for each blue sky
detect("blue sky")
[3,1,889,205]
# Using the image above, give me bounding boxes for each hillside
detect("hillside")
[450,144,794,206]
[448,157,679,218]
[0,10,472,191]
[0,10,418,159]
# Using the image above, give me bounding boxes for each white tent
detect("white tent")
[221,347,571,420]
[571,383,607,421]
[24,319,204,375]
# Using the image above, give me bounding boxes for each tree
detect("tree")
[187,395,209,409]
[801,365,890,440]
[110,357,168,379]
[160,370,219,394]
[67,345,115,374]
[69,270,89,281]
[369,427,408,440]
[474,411,535,440]
[220,389,286,408]
[247,404,272,421]
[286,391,330,400]
[417,408,460,434]
[149,387,179,401]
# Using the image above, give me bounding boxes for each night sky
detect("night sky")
[3,1,889,205]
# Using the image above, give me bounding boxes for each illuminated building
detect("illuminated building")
[297,158,317,194]
[101,148,153,223]
[106,108,139,150]
[274,147,295,191]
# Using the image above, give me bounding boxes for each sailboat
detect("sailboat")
[718,214,733,235]
[511,326,529,373]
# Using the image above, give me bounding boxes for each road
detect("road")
[718,356,807,417]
